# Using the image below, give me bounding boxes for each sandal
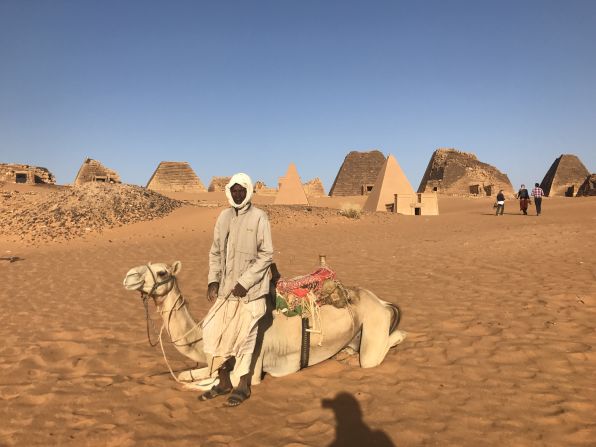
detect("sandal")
[225,388,251,407]
[198,385,232,401]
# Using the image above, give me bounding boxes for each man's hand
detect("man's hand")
[232,283,247,298]
[207,282,219,302]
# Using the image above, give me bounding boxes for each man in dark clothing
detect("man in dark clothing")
[517,184,530,215]
[495,190,505,216]
[531,183,545,216]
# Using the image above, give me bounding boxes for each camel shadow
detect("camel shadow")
[322,392,396,447]
[0,256,24,263]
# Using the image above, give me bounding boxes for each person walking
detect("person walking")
[200,172,273,406]
[531,183,545,216]
[517,184,530,215]
[495,189,505,216]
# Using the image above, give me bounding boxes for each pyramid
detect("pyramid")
[540,154,590,197]
[146,161,205,192]
[363,155,416,212]
[274,163,309,205]
[577,174,596,196]
[418,148,514,197]
[74,158,121,185]
[329,150,386,196]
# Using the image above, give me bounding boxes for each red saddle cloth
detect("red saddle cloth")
[276,267,336,297]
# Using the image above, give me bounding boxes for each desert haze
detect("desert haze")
[1,184,595,446]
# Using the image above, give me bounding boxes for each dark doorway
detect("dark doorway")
[415,207,421,215]
[565,185,575,197]
[15,173,27,183]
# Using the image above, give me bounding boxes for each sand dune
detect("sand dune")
[1,191,595,446]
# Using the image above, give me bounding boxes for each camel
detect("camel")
[123,261,406,388]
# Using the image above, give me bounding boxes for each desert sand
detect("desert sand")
[1,185,595,446]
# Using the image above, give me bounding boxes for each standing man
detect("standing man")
[517,184,530,215]
[495,189,505,216]
[531,183,545,216]
[200,173,273,406]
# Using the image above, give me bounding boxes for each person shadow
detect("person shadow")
[322,392,396,447]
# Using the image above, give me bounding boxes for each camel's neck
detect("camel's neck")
[156,283,204,350]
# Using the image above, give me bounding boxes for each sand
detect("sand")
[1,188,595,446]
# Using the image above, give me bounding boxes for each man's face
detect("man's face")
[230,183,247,205]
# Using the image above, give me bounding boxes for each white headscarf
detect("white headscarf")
[225,173,253,209]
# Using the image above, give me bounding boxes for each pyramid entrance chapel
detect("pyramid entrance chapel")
[363,154,438,215]
[146,161,206,192]
[0,163,55,185]
[540,154,590,197]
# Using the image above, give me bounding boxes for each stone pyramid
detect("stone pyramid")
[146,161,205,192]
[329,150,386,196]
[363,154,415,212]
[577,174,596,196]
[540,154,590,197]
[74,158,121,185]
[274,163,309,205]
[418,148,514,197]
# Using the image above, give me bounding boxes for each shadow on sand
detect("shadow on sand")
[322,392,395,447]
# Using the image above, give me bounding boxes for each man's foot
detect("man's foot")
[199,385,232,401]
[225,388,251,407]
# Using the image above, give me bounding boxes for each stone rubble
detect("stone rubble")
[0,183,182,243]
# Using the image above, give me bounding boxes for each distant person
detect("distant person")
[517,184,530,215]
[495,190,505,216]
[531,183,545,216]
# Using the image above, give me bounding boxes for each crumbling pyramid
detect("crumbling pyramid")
[274,163,309,205]
[329,150,386,196]
[540,154,590,197]
[418,148,514,197]
[303,178,326,197]
[74,158,121,185]
[146,161,205,192]
[208,176,231,192]
[363,155,416,212]
[576,174,596,197]
[0,163,55,185]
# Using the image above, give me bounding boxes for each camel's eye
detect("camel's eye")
[157,270,167,277]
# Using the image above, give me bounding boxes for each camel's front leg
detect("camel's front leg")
[250,351,264,386]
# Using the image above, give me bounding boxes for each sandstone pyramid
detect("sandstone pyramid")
[540,154,590,197]
[74,158,121,185]
[208,176,231,192]
[274,163,309,205]
[146,161,205,192]
[576,174,596,197]
[418,148,514,197]
[363,154,415,212]
[329,150,386,196]
[0,163,55,185]
[303,178,326,197]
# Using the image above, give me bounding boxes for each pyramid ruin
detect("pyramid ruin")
[363,155,438,215]
[274,163,309,205]
[0,163,55,185]
[146,161,205,192]
[540,154,590,197]
[208,176,231,192]
[576,174,596,197]
[329,150,386,196]
[418,148,514,197]
[74,158,121,185]
[303,178,326,197]
[254,181,276,195]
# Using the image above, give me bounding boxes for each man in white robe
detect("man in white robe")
[200,173,273,406]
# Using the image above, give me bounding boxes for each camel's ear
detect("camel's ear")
[171,261,182,276]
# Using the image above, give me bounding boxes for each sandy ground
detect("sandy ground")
[1,190,595,446]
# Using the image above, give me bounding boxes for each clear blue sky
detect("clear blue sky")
[1,0,595,191]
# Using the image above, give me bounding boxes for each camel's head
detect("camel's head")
[123,261,182,298]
